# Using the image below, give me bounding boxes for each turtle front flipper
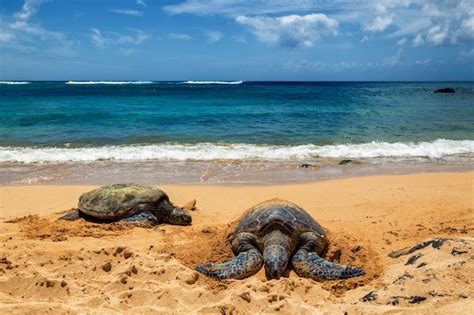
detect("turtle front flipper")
[196,248,263,280]
[123,212,159,225]
[292,249,364,281]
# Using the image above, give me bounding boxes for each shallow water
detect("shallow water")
[1,81,473,184]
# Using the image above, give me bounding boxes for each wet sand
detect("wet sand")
[0,172,473,313]
[1,158,472,185]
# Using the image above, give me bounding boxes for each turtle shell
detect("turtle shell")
[78,184,167,220]
[231,199,326,239]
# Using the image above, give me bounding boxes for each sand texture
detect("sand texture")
[0,172,473,314]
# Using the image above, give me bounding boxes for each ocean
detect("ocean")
[0,80,473,184]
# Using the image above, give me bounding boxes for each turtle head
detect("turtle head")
[263,229,291,279]
[157,199,192,225]
[166,206,192,225]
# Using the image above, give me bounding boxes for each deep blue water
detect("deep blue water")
[1,81,473,148]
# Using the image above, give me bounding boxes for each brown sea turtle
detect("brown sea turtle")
[59,184,192,225]
[196,199,364,280]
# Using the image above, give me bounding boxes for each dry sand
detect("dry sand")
[0,172,473,314]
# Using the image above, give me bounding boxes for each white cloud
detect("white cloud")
[90,28,105,47]
[284,49,409,73]
[108,9,144,17]
[415,58,432,65]
[14,0,43,21]
[168,33,192,40]
[235,14,338,48]
[374,3,388,14]
[164,0,474,48]
[360,35,369,43]
[137,0,146,7]
[426,25,448,45]
[453,16,474,43]
[412,34,424,47]
[426,1,474,44]
[364,15,393,32]
[10,20,66,42]
[382,48,403,67]
[163,0,328,16]
[397,37,407,46]
[5,0,77,57]
[9,0,64,42]
[203,30,223,43]
[90,28,150,48]
[0,31,14,42]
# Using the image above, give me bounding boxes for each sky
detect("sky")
[0,0,473,81]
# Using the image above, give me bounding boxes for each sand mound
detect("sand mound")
[8,215,134,241]
[1,218,472,314]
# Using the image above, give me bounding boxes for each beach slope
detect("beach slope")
[0,172,473,313]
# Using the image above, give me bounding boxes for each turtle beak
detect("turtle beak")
[168,207,192,225]
[263,245,289,279]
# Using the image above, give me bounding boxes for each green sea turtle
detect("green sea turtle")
[196,199,364,280]
[59,184,192,225]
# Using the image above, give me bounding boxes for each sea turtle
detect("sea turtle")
[59,184,192,225]
[196,199,364,280]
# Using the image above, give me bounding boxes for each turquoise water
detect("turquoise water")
[0,81,473,163]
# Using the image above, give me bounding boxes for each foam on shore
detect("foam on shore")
[0,139,473,163]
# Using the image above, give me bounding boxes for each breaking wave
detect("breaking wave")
[65,81,154,85]
[0,81,30,85]
[182,80,244,85]
[0,139,473,163]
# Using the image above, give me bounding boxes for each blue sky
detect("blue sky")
[0,0,473,81]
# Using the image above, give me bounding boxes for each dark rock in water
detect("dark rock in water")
[361,291,378,302]
[434,87,455,93]
[338,159,353,165]
[300,163,312,168]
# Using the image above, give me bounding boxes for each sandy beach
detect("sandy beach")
[0,171,472,314]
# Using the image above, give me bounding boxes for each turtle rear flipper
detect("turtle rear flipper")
[196,248,263,280]
[292,249,364,281]
[58,209,82,221]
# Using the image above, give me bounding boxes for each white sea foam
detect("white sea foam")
[65,81,153,85]
[0,139,473,164]
[0,81,30,85]
[182,80,244,85]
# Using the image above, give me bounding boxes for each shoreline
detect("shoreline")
[1,159,473,185]
[1,171,473,313]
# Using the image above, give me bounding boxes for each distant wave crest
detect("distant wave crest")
[0,139,473,163]
[0,81,30,85]
[65,81,153,85]
[182,80,244,85]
